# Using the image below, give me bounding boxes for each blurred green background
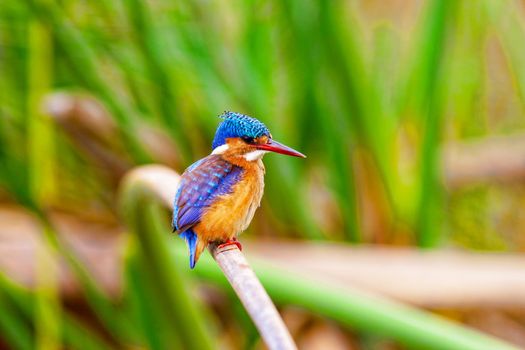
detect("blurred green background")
[1,0,525,349]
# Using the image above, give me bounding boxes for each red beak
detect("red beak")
[256,139,306,158]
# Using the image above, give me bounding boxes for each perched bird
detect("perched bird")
[172,112,306,268]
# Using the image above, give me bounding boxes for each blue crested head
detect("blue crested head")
[212,112,270,149]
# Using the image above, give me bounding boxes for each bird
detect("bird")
[172,111,306,268]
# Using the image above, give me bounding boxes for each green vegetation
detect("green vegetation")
[1,0,524,348]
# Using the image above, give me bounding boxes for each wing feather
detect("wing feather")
[172,155,243,232]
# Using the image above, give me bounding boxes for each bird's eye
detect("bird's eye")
[242,136,256,144]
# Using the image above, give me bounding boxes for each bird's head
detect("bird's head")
[211,112,306,161]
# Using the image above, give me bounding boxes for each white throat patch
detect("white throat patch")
[211,144,229,155]
[244,150,268,161]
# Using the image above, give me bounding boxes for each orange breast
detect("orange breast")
[195,160,265,243]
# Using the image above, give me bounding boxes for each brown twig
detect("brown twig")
[43,92,180,183]
[442,132,525,188]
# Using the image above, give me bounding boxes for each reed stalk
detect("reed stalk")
[121,164,518,350]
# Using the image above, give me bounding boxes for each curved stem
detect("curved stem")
[120,165,296,350]
[120,165,517,350]
[120,166,214,350]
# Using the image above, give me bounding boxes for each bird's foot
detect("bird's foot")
[217,238,242,251]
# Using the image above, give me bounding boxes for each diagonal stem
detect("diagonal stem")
[210,243,296,350]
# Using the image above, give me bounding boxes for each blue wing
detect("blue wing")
[172,155,244,233]
[172,158,204,231]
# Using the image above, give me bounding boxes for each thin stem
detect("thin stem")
[210,243,297,350]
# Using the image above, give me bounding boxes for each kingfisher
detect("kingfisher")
[172,111,306,268]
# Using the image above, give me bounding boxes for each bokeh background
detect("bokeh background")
[1,0,525,349]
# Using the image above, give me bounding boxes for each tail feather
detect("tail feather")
[179,230,207,269]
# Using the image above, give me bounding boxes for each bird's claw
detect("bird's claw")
[217,238,242,251]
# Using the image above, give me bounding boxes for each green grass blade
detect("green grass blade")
[124,240,184,350]
[413,0,457,247]
[35,213,140,346]
[123,0,192,162]
[485,0,525,111]
[0,273,114,350]
[34,234,61,350]
[120,183,215,350]
[25,0,151,164]
[27,12,56,208]
[0,287,33,350]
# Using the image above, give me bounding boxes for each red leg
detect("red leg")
[217,237,242,251]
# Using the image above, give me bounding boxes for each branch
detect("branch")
[210,243,296,350]
[44,92,180,183]
[120,165,297,350]
[442,132,525,188]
